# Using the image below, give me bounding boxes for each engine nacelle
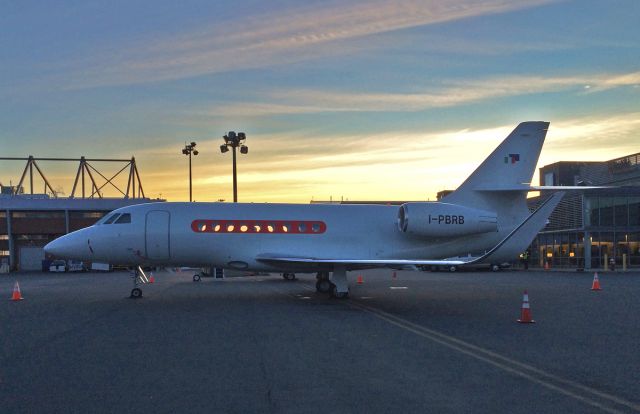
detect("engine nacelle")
[397,202,497,238]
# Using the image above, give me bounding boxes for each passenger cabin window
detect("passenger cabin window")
[114,213,131,224]
[104,214,120,224]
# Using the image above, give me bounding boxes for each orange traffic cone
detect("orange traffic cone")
[544,261,549,271]
[591,272,601,291]
[10,281,24,301]
[357,275,364,284]
[517,290,535,323]
[149,272,155,284]
[392,271,397,280]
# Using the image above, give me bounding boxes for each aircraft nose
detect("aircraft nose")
[45,229,90,260]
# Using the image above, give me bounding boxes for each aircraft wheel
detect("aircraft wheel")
[130,288,142,299]
[282,273,296,281]
[316,279,333,293]
[491,264,500,272]
[448,266,457,272]
[193,274,201,282]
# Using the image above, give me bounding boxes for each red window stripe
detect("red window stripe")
[191,220,326,234]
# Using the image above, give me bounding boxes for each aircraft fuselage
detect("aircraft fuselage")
[50,201,508,272]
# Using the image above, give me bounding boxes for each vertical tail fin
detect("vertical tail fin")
[443,122,549,225]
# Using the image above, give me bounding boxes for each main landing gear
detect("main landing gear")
[315,272,333,293]
[315,268,350,299]
[282,273,297,281]
[130,266,151,299]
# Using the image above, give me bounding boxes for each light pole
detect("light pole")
[182,141,198,202]
[220,131,248,203]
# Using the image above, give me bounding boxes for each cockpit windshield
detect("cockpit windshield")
[95,213,117,225]
[114,213,131,224]
[104,214,120,224]
[94,212,132,225]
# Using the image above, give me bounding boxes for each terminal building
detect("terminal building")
[0,156,158,271]
[528,152,640,270]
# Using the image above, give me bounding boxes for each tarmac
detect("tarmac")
[1,268,639,414]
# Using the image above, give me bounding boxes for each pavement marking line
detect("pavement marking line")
[286,280,639,413]
[348,300,639,414]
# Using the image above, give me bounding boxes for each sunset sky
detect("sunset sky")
[1,0,639,202]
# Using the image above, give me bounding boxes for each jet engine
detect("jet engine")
[397,202,497,238]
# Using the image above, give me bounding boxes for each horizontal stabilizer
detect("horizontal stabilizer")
[475,185,611,192]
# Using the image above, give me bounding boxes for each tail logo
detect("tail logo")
[504,153,520,164]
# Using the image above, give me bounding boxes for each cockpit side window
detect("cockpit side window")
[103,214,120,224]
[114,213,131,224]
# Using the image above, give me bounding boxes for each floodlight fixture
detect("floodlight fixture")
[220,131,248,202]
[182,141,199,202]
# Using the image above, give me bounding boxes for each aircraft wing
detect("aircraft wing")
[257,256,468,266]
[256,191,565,269]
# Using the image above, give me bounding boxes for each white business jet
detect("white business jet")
[45,121,566,298]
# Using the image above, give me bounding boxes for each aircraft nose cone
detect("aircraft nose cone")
[45,230,90,260]
[44,238,63,257]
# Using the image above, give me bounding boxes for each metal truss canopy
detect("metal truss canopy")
[0,156,145,199]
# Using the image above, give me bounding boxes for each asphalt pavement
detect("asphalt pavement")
[1,268,639,414]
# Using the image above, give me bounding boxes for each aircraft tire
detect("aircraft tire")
[491,264,500,272]
[316,279,333,293]
[283,273,296,281]
[130,288,142,299]
[448,266,457,272]
[193,274,201,282]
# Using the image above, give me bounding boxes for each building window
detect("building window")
[614,197,628,227]
[70,211,108,219]
[12,211,65,219]
[599,198,614,226]
[585,197,598,226]
[629,197,640,226]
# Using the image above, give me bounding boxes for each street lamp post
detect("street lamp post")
[220,131,248,203]
[181,141,198,202]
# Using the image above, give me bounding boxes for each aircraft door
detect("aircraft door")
[145,210,170,260]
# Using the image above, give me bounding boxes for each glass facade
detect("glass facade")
[532,192,640,269]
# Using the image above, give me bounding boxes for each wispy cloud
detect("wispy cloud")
[544,113,640,155]
[194,70,640,117]
[67,0,556,87]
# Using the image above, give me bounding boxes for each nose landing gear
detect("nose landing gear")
[129,266,151,299]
